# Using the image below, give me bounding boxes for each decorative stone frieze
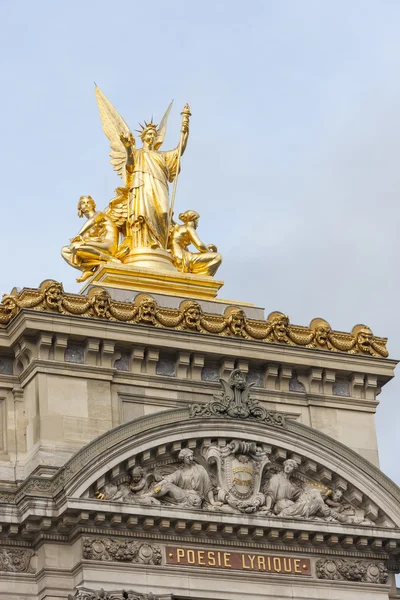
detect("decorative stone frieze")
[82,538,162,565]
[0,548,34,573]
[316,558,388,583]
[0,491,15,503]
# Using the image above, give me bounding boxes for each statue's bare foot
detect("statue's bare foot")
[76,270,95,283]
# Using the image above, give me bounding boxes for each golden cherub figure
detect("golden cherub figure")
[169,210,222,277]
[61,196,120,282]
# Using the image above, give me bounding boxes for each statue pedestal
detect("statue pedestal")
[79,263,225,300]
[120,246,176,272]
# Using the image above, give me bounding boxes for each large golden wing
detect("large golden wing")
[154,100,173,150]
[104,187,129,230]
[95,86,135,183]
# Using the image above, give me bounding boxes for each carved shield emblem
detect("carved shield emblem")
[231,457,254,496]
[205,439,271,505]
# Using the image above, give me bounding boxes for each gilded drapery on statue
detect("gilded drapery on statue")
[61,87,222,282]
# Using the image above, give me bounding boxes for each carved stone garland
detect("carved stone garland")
[316,558,388,584]
[82,539,161,565]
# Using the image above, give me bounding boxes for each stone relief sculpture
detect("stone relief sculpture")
[98,467,160,506]
[96,446,376,526]
[261,459,302,516]
[260,459,337,521]
[99,450,214,509]
[69,588,171,600]
[145,448,214,508]
[93,372,381,526]
[260,460,373,525]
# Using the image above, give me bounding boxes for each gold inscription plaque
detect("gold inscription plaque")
[166,546,311,576]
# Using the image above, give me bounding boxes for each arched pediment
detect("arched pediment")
[59,371,400,531]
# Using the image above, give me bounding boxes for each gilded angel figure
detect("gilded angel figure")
[95,87,190,252]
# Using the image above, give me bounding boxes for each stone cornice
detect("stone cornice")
[0,511,397,559]
[0,311,396,380]
[3,358,381,414]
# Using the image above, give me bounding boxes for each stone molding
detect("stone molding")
[24,522,397,561]
[12,358,384,416]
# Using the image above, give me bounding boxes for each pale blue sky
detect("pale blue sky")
[0,1,400,483]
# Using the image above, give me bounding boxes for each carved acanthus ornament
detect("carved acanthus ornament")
[0,548,34,573]
[0,280,388,357]
[189,369,286,426]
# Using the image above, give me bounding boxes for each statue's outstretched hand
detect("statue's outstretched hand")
[208,244,217,252]
[120,133,134,148]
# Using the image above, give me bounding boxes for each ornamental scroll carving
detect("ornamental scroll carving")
[189,369,286,426]
[316,559,388,584]
[0,280,389,357]
[0,548,34,573]
[82,538,161,565]
[68,589,171,600]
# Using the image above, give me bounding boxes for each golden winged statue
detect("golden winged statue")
[61,87,222,282]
